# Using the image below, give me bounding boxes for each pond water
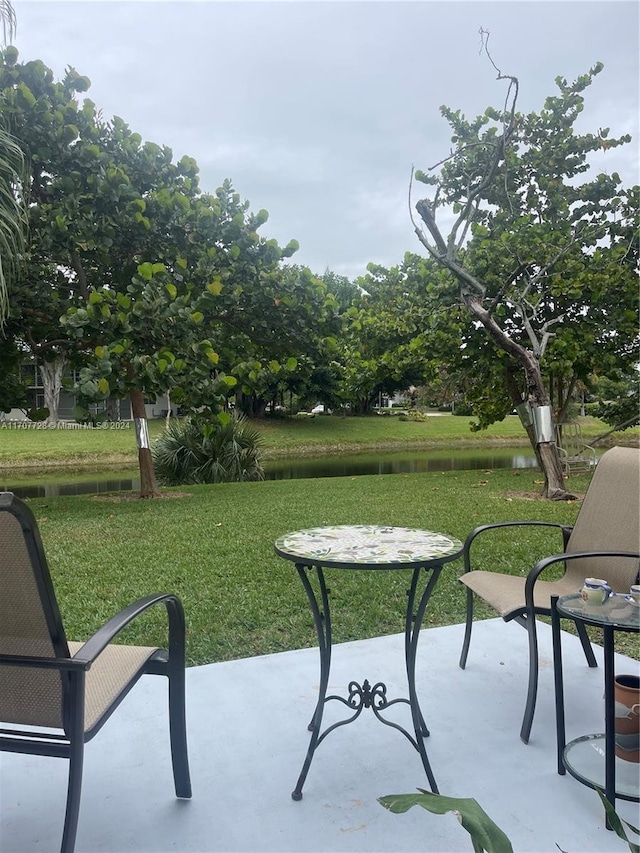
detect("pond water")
[1,446,540,498]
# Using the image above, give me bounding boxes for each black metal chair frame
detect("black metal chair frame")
[0,493,191,853]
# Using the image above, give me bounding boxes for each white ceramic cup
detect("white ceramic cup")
[581,577,612,605]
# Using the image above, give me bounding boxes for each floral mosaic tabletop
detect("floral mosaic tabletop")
[274,525,463,569]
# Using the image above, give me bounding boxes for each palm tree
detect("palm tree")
[0,0,25,327]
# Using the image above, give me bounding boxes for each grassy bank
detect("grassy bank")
[1,413,636,471]
[27,466,609,666]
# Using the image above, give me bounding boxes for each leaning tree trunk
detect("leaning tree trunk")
[40,356,66,426]
[464,295,573,500]
[129,388,160,498]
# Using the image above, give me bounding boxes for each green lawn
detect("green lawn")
[1,413,635,470]
[29,466,608,665]
[4,413,637,664]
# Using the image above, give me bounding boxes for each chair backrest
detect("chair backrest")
[0,492,69,728]
[566,447,640,591]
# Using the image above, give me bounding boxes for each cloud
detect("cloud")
[12,0,640,279]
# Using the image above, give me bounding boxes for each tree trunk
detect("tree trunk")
[129,388,160,498]
[236,391,268,418]
[40,357,66,425]
[536,439,572,500]
[253,397,267,419]
[236,391,252,417]
[105,396,120,422]
[556,375,577,424]
[464,294,574,499]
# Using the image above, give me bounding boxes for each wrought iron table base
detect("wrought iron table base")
[291,562,441,801]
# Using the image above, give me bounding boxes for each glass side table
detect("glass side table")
[275,524,463,801]
[551,592,640,825]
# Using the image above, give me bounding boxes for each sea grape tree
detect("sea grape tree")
[411,47,638,498]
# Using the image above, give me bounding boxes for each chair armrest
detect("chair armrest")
[524,551,640,605]
[462,521,573,573]
[0,595,186,673]
[71,593,185,668]
[0,653,88,671]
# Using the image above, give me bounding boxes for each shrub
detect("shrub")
[152,414,265,485]
[398,411,430,422]
[452,402,474,416]
[265,406,289,419]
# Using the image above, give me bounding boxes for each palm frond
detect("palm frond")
[0,120,26,327]
[0,2,26,327]
[0,0,17,45]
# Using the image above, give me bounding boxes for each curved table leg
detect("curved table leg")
[405,567,430,738]
[292,564,331,801]
[405,565,442,793]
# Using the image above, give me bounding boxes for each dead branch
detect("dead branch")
[408,165,419,233]
[415,198,448,257]
[415,30,520,260]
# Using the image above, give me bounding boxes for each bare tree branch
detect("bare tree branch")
[408,165,419,233]
[415,198,448,256]
[479,28,519,217]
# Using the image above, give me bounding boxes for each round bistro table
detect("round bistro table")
[274,524,463,800]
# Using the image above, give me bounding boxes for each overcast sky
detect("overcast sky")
[11,0,640,280]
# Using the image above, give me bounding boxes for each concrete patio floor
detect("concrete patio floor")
[2,618,639,853]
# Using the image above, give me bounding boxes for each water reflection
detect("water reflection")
[2,475,143,499]
[265,450,539,480]
[2,448,540,498]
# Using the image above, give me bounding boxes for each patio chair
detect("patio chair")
[458,446,640,744]
[555,421,597,476]
[0,492,192,853]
